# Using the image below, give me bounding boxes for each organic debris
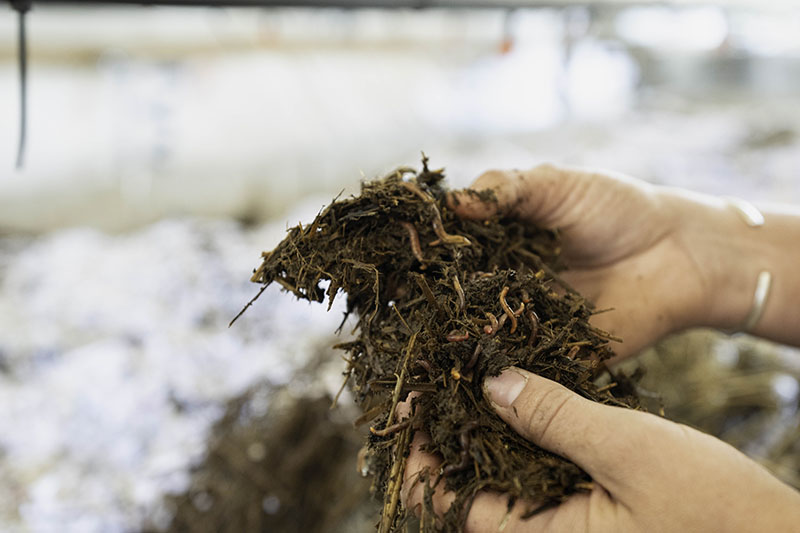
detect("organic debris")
[151,383,375,533]
[237,159,641,531]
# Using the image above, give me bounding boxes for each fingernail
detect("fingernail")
[484,368,527,408]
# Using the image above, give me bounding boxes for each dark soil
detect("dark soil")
[236,158,642,532]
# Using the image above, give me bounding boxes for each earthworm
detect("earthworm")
[400,180,471,246]
[431,211,472,246]
[499,286,518,334]
[446,330,470,342]
[469,271,494,282]
[442,461,468,477]
[497,313,507,331]
[483,312,499,335]
[416,358,433,374]
[400,221,426,267]
[370,418,411,437]
[453,275,465,313]
[443,422,479,476]
[513,302,525,317]
[566,345,580,360]
[526,309,539,346]
[400,180,434,203]
[465,344,482,371]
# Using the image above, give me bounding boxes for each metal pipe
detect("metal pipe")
[11,0,31,171]
[18,0,613,8]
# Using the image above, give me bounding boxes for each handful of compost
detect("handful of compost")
[236,159,641,532]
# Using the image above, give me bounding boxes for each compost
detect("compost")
[236,158,641,532]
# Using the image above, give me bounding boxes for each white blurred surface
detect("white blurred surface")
[0,208,352,531]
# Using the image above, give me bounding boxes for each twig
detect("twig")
[378,425,413,533]
[392,304,412,334]
[229,283,268,327]
[353,402,389,427]
[330,369,351,409]
[589,325,623,343]
[414,274,444,317]
[386,331,417,427]
[596,382,617,393]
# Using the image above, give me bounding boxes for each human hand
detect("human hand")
[401,367,800,532]
[450,164,722,360]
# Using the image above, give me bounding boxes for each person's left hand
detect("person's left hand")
[401,367,800,532]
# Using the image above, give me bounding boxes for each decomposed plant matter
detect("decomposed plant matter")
[235,158,641,532]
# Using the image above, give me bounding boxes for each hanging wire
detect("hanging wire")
[11,0,31,170]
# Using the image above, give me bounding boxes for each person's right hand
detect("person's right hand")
[450,164,737,360]
[402,367,800,532]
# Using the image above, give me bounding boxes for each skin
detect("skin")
[449,164,800,359]
[400,164,800,531]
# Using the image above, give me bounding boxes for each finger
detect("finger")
[402,447,599,533]
[448,169,523,220]
[401,431,455,519]
[449,164,576,229]
[401,425,619,531]
[395,391,418,419]
[483,366,649,490]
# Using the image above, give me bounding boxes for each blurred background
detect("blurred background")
[0,1,799,531]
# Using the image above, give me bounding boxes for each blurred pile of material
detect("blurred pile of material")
[0,214,353,532]
[147,368,376,533]
[633,330,800,490]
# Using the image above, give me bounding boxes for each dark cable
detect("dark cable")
[11,0,31,170]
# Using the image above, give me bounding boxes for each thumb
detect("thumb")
[448,169,524,221]
[483,367,644,488]
[449,164,580,227]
